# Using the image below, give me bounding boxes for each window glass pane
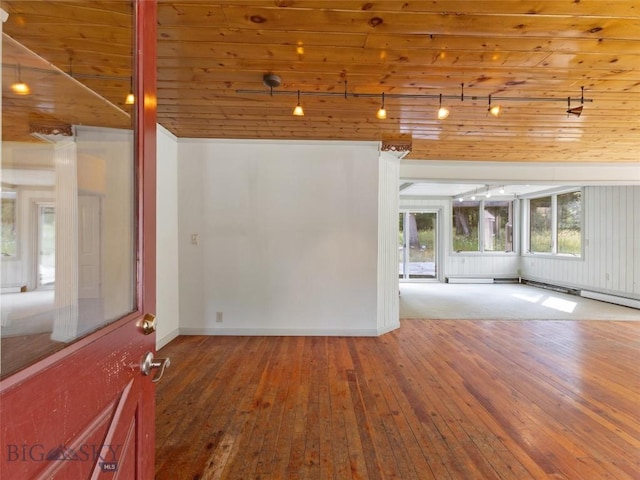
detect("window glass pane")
[407,212,436,278]
[529,196,552,252]
[1,191,17,256]
[453,201,479,251]
[557,191,582,255]
[1,1,135,378]
[484,201,513,252]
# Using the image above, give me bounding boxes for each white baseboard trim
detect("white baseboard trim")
[179,326,389,337]
[156,328,180,350]
[580,290,640,310]
[447,277,494,284]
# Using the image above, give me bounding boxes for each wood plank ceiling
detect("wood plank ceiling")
[3,1,640,162]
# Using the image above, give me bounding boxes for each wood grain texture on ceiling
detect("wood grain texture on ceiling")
[2,1,639,162]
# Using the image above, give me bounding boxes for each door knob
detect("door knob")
[141,313,156,335]
[141,351,170,383]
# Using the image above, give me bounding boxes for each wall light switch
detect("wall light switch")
[191,233,199,245]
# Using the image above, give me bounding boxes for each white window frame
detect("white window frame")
[523,188,583,258]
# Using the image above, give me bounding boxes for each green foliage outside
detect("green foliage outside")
[399,229,435,262]
[558,229,581,255]
[530,230,581,254]
[453,228,479,252]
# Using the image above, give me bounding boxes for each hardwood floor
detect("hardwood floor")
[155,320,640,479]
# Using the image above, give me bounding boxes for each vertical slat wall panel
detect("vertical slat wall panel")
[624,186,633,293]
[633,186,640,298]
[606,187,614,291]
[377,154,400,333]
[521,186,640,299]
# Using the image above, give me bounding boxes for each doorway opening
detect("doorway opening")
[398,211,438,280]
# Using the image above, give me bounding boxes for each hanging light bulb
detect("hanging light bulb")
[437,93,450,119]
[488,95,502,117]
[11,64,30,95]
[124,74,135,104]
[376,92,387,119]
[292,90,304,116]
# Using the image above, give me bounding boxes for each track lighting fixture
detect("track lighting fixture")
[437,93,450,120]
[11,64,30,95]
[376,92,387,120]
[238,77,592,118]
[567,87,585,117]
[292,90,304,116]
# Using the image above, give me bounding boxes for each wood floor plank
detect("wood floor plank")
[155,320,640,479]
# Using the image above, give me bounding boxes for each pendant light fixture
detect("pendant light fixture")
[292,90,304,116]
[488,95,502,117]
[376,92,387,119]
[437,93,450,119]
[11,64,30,95]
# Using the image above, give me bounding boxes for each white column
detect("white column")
[51,140,80,342]
[377,152,400,334]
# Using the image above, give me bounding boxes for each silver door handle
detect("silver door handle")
[141,351,170,383]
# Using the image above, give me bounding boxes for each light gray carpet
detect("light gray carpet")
[399,283,640,321]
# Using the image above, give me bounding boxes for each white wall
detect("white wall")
[177,139,387,335]
[521,186,640,300]
[156,125,180,348]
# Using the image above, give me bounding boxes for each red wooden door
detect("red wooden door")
[0,1,158,478]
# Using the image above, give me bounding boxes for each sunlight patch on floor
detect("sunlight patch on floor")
[512,292,577,313]
[542,296,577,313]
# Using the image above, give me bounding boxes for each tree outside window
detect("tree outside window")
[453,201,479,251]
[452,200,514,253]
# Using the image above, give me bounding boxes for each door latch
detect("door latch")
[141,351,170,383]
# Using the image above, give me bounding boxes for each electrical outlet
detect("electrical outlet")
[191,233,199,245]
[216,311,223,323]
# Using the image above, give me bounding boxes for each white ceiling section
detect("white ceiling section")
[399,160,640,198]
[400,182,558,198]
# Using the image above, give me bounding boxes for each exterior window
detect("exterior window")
[529,196,552,253]
[1,191,17,257]
[484,201,513,252]
[557,191,582,255]
[453,201,479,251]
[453,200,514,253]
[528,190,582,256]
